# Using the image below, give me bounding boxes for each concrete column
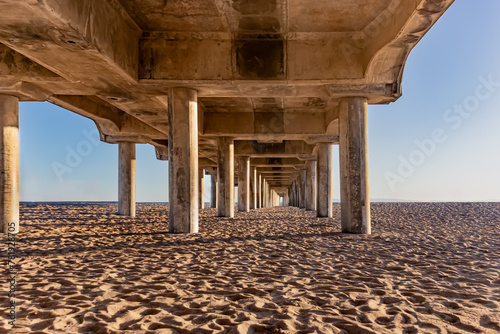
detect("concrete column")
[210,174,217,208]
[198,169,205,210]
[217,137,234,217]
[294,181,299,207]
[294,180,300,208]
[299,170,306,209]
[118,142,136,217]
[317,143,333,218]
[339,97,371,234]
[263,180,267,208]
[257,173,264,209]
[250,167,257,209]
[306,160,317,211]
[237,156,250,212]
[168,88,198,233]
[0,95,19,234]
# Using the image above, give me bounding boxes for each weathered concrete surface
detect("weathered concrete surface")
[299,169,306,209]
[306,160,317,211]
[199,169,205,210]
[210,174,217,209]
[0,0,454,157]
[168,88,198,233]
[258,173,263,209]
[237,156,250,212]
[317,143,333,218]
[0,95,18,234]
[118,142,136,217]
[0,0,456,234]
[217,137,234,217]
[339,97,371,234]
[250,166,257,210]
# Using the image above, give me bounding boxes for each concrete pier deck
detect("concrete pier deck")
[0,0,455,234]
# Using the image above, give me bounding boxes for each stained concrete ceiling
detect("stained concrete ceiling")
[0,0,455,186]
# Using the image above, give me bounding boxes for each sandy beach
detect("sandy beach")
[1,202,499,333]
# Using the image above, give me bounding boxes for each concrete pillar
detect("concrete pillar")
[299,170,306,209]
[294,181,299,207]
[210,174,217,209]
[339,97,371,234]
[317,143,333,218]
[199,169,205,210]
[263,180,267,208]
[168,88,198,233]
[237,156,250,212]
[257,173,264,209]
[118,142,136,217]
[0,95,19,234]
[217,137,234,217]
[250,167,257,209]
[306,160,317,211]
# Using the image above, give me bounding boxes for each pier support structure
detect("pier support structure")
[118,142,136,217]
[237,156,250,212]
[257,173,264,209]
[300,169,306,209]
[317,143,333,218]
[339,97,371,234]
[217,137,234,217]
[210,174,217,209]
[168,88,199,233]
[0,95,19,234]
[250,166,257,210]
[199,168,204,210]
[306,160,317,211]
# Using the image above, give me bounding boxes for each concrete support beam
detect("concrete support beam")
[339,97,371,234]
[235,140,316,158]
[204,111,332,139]
[210,174,217,209]
[217,137,234,217]
[317,143,333,218]
[0,95,19,234]
[118,142,136,217]
[237,156,250,212]
[199,169,205,210]
[168,88,198,233]
[250,167,257,210]
[306,161,317,211]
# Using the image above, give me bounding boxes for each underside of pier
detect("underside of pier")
[0,0,455,234]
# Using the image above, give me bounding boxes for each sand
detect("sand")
[1,202,499,333]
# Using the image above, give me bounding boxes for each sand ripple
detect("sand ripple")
[1,202,499,333]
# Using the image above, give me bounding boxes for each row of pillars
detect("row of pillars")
[0,90,369,235]
[103,90,370,234]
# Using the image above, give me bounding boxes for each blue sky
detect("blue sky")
[19,1,500,202]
